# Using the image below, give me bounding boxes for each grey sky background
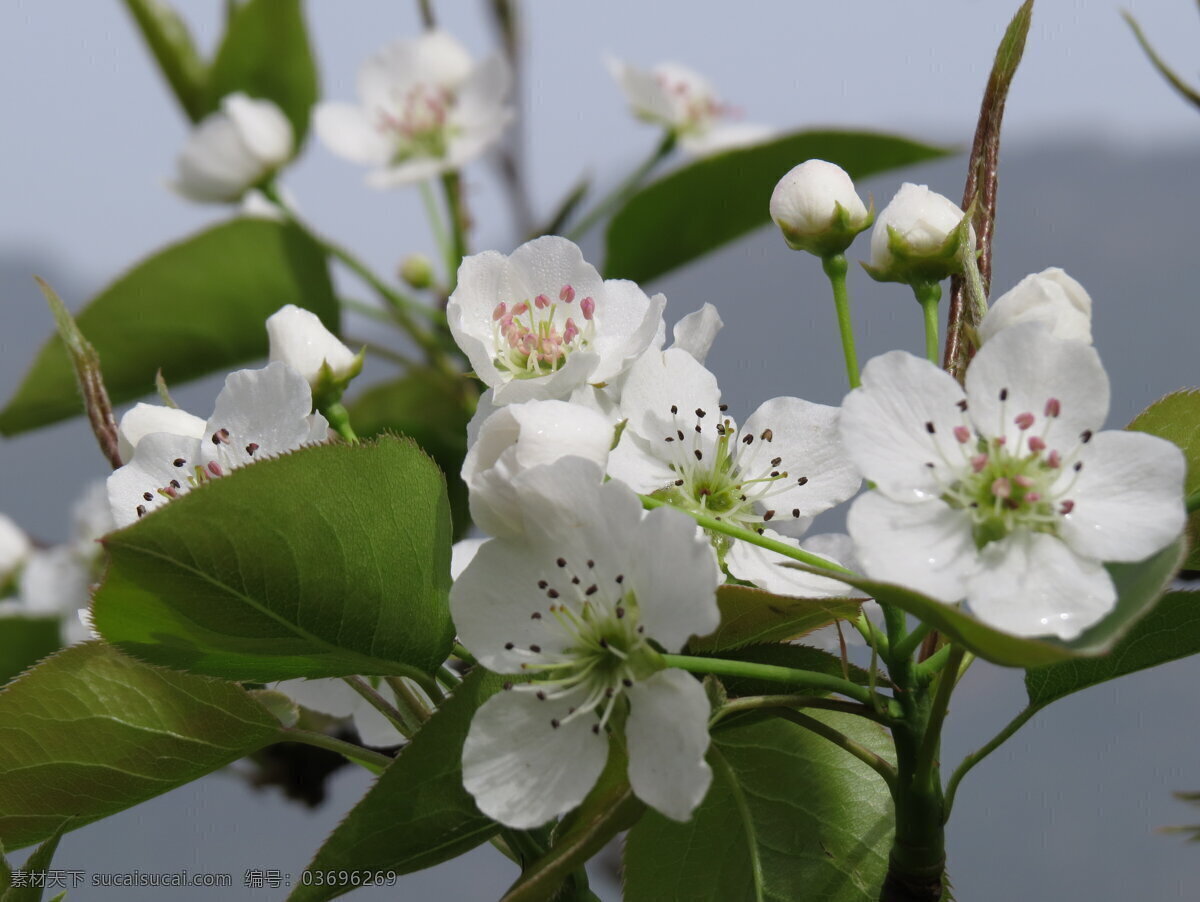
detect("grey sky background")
[2,2,1200,900]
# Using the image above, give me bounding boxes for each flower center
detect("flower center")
[650,406,810,545]
[657,73,722,135]
[491,284,596,380]
[928,393,1086,548]
[502,556,654,734]
[379,83,456,162]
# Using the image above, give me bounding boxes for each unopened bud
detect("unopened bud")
[399,253,435,290]
[769,160,872,257]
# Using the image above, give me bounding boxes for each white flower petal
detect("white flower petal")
[625,669,712,821]
[978,268,1093,345]
[965,324,1108,452]
[18,546,90,620]
[266,304,358,384]
[739,397,861,524]
[680,122,773,157]
[725,529,856,598]
[117,403,207,464]
[463,690,608,829]
[628,507,720,651]
[200,361,319,470]
[840,351,967,501]
[451,537,487,580]
[0,514,32,580]
[606,57,676,124]
[606,432,680,495]
[1058,430,1187,562]
[314,102,393,166]
[589,283,666,384]
[967,531,1115,640]
[107,433,204,528]
[847,493,976,603]
[221,93,293,166]
[669,304,724,365]
[617,347,722,449]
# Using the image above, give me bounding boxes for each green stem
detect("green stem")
[343,676,414,737]
[713,694,890,726]
[913,645,964,780]
[913,642,954,684]
[638,494,854,576]
[820,254,861,389]
[387,675,433,720]
[441,171,469,294]
[660,653,889,710]
[323,401,359,443]
[913,282,943,365]
[882,603,909,659]
[279,727,393,773]
[892,622,934,665]
[959,235,989,323]
[566,132,676,242]
[772,708,897,790]
[453,642,478,666]
[1186,488,1200,514]
[942,705,1038,821]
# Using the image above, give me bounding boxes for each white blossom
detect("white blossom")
[463,400,614,538]
[840,324,1186,639]
[172,93,293,203]
[454,457,720,828]
[869,183,968,273]
[447,236,665,404]
[978,268,1093,345]
[315,30,513,187]
[266,304,361,388]
[607,347,861,594]
[606,58,772,156]
[770,160,870,251]
[117,403,207,465]
[0,514,31,585]
[108,362,329,528]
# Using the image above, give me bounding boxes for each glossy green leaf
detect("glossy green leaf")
[604,130,949,284]
[1025,591,1200,709]
[624,712,893,902]
[0,642,280,850]
[1129,390,1200,569]
[349,370,473,540]
[784,536,1186,668]
[0,618,60,688]
[690,585,864,653]
[290,670,504,902]
[205,0,319,143]
[2,819,69,902]
[121,0,208,120]
[93,437,454,681]
[0,219,336,435]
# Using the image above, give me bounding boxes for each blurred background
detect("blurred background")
[2,0,1199,898]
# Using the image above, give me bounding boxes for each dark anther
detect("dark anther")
[925,421,936,434]
[763,510,775,521]
[719,404,729,412]
[1073,461,1083,472]
[503,681,513,690]
[538,580,548,589]
[572,576,581,584]
[675,479,684,487]
[246,442,259,456]
[536,690,546,700]
[797,476,808,485]
[694,449,703,461]
[742,434,753,445]
[615,574,624,583]
[585,585,598,596]
[529,644,541,653]
[1000,388,1009,401]
[622,678,634,687]
[695,424,702,434]
[771,456,782,467]
[665,436,675,442]
[587,559,595,568]
[670,405,678,414]
[173,458,186,467]
[677,430,685,441]
[615,606,625,618]
[505,642,515,650]
[557,557,567,567]
[548,589,560,598]
[170,479,181,489]
[143,492,153,501]
[695,408,706,418]
[770,471,780,478]
[756,527,765,535]
[551,719,560,729]
[1080,430,1093,443]
[136,504,147,518]
[792,508,800,518]
[761,428,774,441]
[592,724,601,734]
[957,399,969,411]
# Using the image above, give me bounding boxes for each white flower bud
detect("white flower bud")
[0,514,31,584]
[978,268,1093,345]
[173,93,294,203]
[770,160,870,254]
[869,183,968,273]
[266,305,360,388]
[463,401,613,538]
[117,403,208,464]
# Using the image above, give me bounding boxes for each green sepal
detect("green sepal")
[779,199,875,258]
[861,206,974,287]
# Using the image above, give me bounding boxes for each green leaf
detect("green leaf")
[1123,11,1200,114]
[94,437,454,682]
[2,819,69,902]
[784,536,1186,668]
[348,370,473,540]
[0,619,60,688]
[0,642,280,850]
[1129,390,1200,569]
[0,219,337,436]
[502,743,642,902]
[1025,591,1200,709]
[690,585,863,653]
[624,712,893,902]
[289,669,504,902]
[121,0,209,121]
[205,0,319,144]
[603,130,949,285]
